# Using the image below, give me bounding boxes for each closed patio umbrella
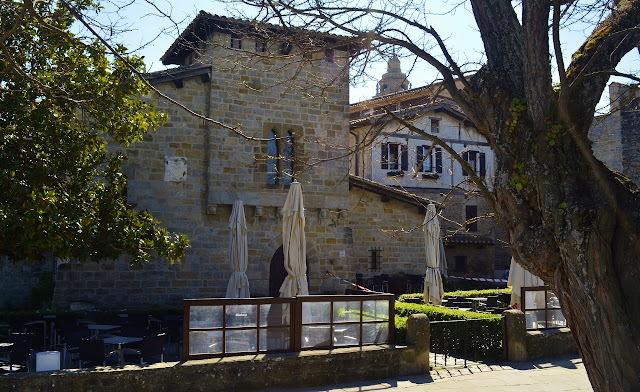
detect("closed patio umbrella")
[423,203,444,305]
[279,181,309,299]
[508,257,544,309]
[226,199,250,298]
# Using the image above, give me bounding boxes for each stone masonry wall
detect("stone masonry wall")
[53,31,353,309]
[621,97,640,185]
[347,186,429,280]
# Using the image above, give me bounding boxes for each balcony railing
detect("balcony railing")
[183,294,395,360]
[521,287,567,330]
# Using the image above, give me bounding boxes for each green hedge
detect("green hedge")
[395,302,500,321]
[394,302,503,360]
[398,288,512,303]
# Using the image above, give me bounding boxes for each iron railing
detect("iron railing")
[430,317,503,368]
[183,294,395,360]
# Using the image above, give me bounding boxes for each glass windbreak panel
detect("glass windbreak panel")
[259,303,290,327]
[189,330,223,354]
[301,325,330,348]
[303,302,331,324]
[547,309,567,328]
[525,310,546,329]
[225,329,257,353]
[190,306,223,329]
[225,304,258,328]
[362,300,389,321]
[333,324,360,346]
[524,291,546,310]
[547,291,561,308]
[362,323,389,344]
[259,327,290,351]
[333,301,361,323]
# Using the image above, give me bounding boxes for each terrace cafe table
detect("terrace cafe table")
[87,324,121,338]
[103,336,143,367]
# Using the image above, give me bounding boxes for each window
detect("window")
[282,131,294,185]
[280,41,292,55]
[454,256,467,273]
[416,145,442,173]
[381,143,407,172]
[465,205,478,232]
[231,34,242,49]
[430,118,440,133]
[267,129,295,185]
[255,41,266,53]
[462,150,486,177]
[324,49,334,63]
[267,130,279,185]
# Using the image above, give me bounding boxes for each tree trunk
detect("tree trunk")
[457,2,640,390]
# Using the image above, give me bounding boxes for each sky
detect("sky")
[91,0,639,109]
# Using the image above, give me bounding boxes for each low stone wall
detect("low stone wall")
[0,345,421,392]
[526,327,577,359]
[503,310,577,361]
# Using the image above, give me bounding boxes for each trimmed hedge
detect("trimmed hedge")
[394,302,503,360]
[395,302,500,321]
[399,288,512,303]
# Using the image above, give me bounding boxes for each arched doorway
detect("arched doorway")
[268,245,310,297]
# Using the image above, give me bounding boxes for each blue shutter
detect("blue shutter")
[435,148,443,173]
[416,146,424,172]
[401,145,408,171]
[462,151,469,177]
[381,144,388,169]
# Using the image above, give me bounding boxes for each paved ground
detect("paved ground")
[257,355,593,392]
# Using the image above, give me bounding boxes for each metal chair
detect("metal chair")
[125,333,166,365]
[8,333,34,373]
[78,338,106,368]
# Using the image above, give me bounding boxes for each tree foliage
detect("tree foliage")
[0,0,189,264]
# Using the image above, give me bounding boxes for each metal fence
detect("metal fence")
[183,294,395,360]
[430,317,503,368]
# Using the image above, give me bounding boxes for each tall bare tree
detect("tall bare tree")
[233,0,640,391]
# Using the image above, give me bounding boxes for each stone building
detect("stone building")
[350,59,511,279]
[38,13,440,309]
[589,82,640,186]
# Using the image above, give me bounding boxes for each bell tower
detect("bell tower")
[376,54,409,96]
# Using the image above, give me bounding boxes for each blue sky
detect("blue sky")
[92,0,638,109]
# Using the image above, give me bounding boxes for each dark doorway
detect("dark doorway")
[268,245,310,297]
[269,246,287,297]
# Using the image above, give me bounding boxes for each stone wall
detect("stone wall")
[52,29,354,309]
[0,346,421,392]
[621,97,640,185]
[347,186,428,279]
[0,259,52,309]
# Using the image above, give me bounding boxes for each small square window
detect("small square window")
[231,35,242,49]
[430,118,440,133]
[255,41,266,53]
[454,256,467,273]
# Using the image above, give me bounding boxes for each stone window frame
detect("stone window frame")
[263,124,303,187]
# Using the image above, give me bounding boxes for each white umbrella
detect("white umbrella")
[508,257,544,309]
[226,199,250,298]
[279,181,309,298]
[423,203,444,305]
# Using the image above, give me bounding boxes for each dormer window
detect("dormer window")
[280,41,292,55]
[325,49,334,63]
[231,34,242,49]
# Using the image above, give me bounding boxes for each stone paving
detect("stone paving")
[257,355,593,392]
